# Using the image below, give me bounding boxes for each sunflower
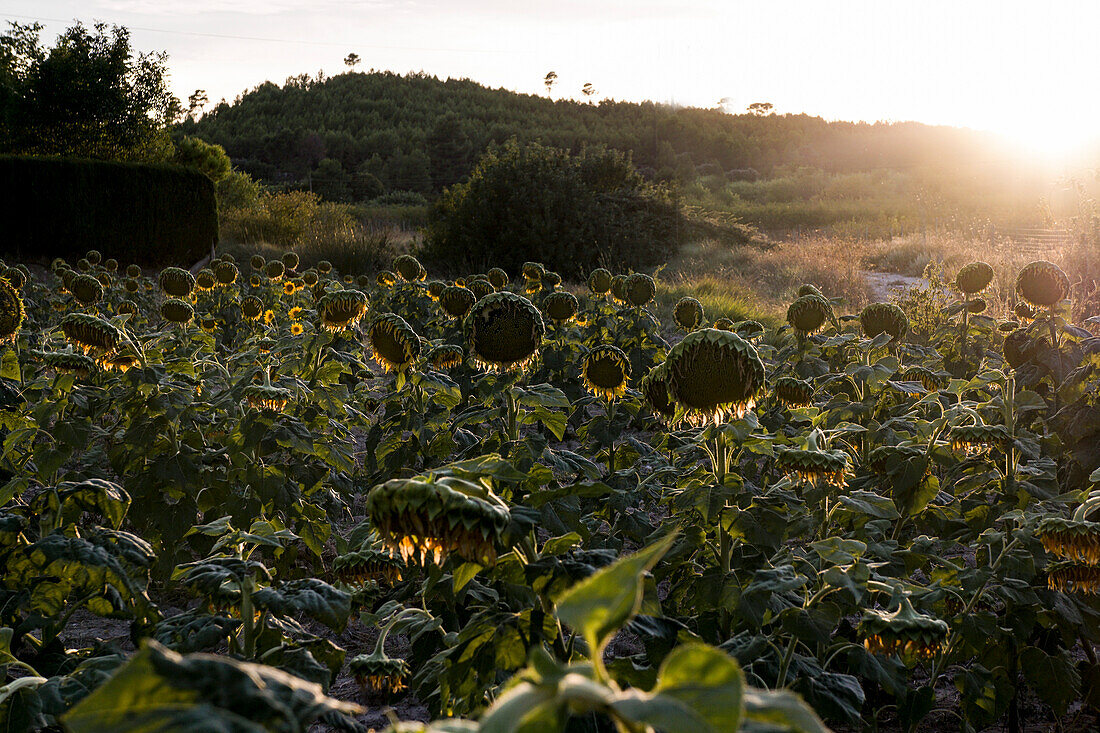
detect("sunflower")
[427,344,464,370]
[624,273,656,307]
[640,363,676,420]
[61,313,121,360]
[117,300,139,319]
[774,376,814,408]
[1016,260,1068,308]
[161,298,195,324]
[264,260,285,281]
[713,317,734,331]
[3,267,26,289]
[317,260,333,274]
[859,593,948,661]
[85,249,102,266]
[1047,560,1100,594]
[543,291,579,323]
[332,548,404,587]
[243,383,292,412]
[464,291,545,372]
[241,296,263,321]
[302,270,319,286]
[776,445,849,488]
[159,267,196,298]
[860,303,909,341]
[71,274,104,306]
[1014,301,1037,322]
[125,264,142,278]
[582,344,631,400]
[588,268,613,295]
[249,274,262,288]
[522,262,544,281]
[103,258,118,272]
[290,322,304,336]
[950,424,1009,456]
[281,251,299,271]
[1038,518,1100,565]
[200,318,218,334]
[610,274,627,304]
[468,278,494,300]
[487,267,509,290]
[376,270,397,287]
[365,474,510,565]
[798,283,825,298]
[901,366,949,392]
[195,269,217,291]
[318,290,368,332]
[367,314,422,372]
[349,653,410,696]
[282,281,296,296]
[426,280,447,301]
[673,297,705,331]
[43,351,97,378]
[0,278,25,344]
[214,261,239,285]
[664,328,766,425]
[263,309,275,325]
[786,294,831,337]
[394,254,427,282]
[955,262,994,295]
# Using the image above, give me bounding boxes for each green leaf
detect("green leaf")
[653,644,744,732]
[1020,646,1080,716]
[0,348,20,382]
[742,687,829,733]
[554,533,676,656]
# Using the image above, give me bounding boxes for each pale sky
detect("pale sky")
[6,1,1100,157]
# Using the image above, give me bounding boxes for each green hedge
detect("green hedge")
[0,156,217,266]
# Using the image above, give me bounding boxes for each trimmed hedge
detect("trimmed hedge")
[0,156,217,266]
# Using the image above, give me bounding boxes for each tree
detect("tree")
[747,101,774,116]
[427,113,473,191]
[173,136,231,182]
[543,71,557,97]
[581,82,597,102]
[0,21,180,161]
[344,53,360,69]
[187,89,208,120]
[388,149,432,195]
[312,157,352,201]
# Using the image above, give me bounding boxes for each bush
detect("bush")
[423,142,682,277]
[0,155,217,265]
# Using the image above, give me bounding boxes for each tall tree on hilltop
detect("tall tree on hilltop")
[543,70,557,97]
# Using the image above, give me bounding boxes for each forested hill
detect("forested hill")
[181,69,1006,200]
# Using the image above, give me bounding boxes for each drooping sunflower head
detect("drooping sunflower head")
[664,328,766,424]
[71,274,104,306]
[125,264,142,278]
[673,296,705,331]
[117,300,138,319]
[123,278,140,294]
[859,593,948,661]
[161,298,195,325]
[522,262,544,281]
[59,268,76,294]
[61,313,121,359]
[256,337,276,354]
[264,260,285,281]
[317,260,333,275]
[364,474,510,566]
[367,314,422,372]
[0,278,25,344]
[776,446,849,488]
[1003,328,1036,369]
[624,273,656,307]
[901,365,949,392]
[1014,301,1037,322]
[43,351,97,378]
[426,280,447,301]
[332,547,404,587]
[195,269,217,292]
[949,424,1009,456]
[588,268,613,295]
[798,283,825,298]
[357,274,372,289]
[1016,260,1069,308]
[860,303,909,341]
[393,254,426,282]
[241,296,264,321]
[281,251,299,271]
[1046,560,1100,594]
[85,249,102,266]
[465,291,545,372]
[582,344,631,400]
[610,274,627,303]
[543,291,579,323]
[487,267,509,290]
[349,652,410,696]
[103,352,138,372]
[787,294,832,337]
[774,376,814,408]
[96,272,113,289]
[468,278,494,301]
[428,344,464,371]
[542,271,562,291]
[249,274,262,288]
[376,270,397,288]
[3,267,26,290]
[250,255,265,271]
[301,270,319,287]
[317,290,368,332]
[1038,517,1100,565]
[214,260,239,286]
[956,262,995,295]
[200,318,219,334]
[51,257,68,272]
[103,258,118,272]
[439,286,476,319]
[242,383,292,412]
[713,317,734,331]
[76,258,91,272]
[967,298,987,314]
[159,267,196,298]
[640,363,676,420]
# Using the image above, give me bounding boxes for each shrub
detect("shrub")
[0,155,216,265]
[423,141,681,277]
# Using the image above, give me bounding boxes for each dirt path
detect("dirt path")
[861,270,926,301]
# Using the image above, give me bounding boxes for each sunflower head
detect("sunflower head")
[368,314,422,372]
[588,268,613,295]
[364,474,510,565]
[159,267,196,298]
[428,344,464,371]
[376,270,397,287]
[332,548,404,587]
[776,446,849,488]
[713,317,734,331]
[125,264,142,278]
[117,300,139,319]
[901,365,949,392]
[522,262,545,281]
[301,270,319,287]
[3,267,26,289]
[241,296,264,321]
[290,322,304,336]
[161,298,195,324]
[214,261,239,285]
[1016,260,1069,308]
[264,260,285,281]
[465,291,545,372]
[194,269,217,292]
[243,383,292,412]
[426,280,447,301]
[787,294,831,336]
[51,258,68,272]
[281,251,299,271]
[439,286,477,319]
[122,278,139,294]
[350,652,410,695]
[610,274,627,303]
[1003,328,1040,369]
[674,297,705,331]
[949,424,1009,456]
[1014,301,1037,322]
[543,291,579,323]
[43,351,97,378]
[955,262,994,295]
[859,592,948,661]
[249,274,262,288]
[393,254,426,282]
[774,376,815,408]
[487,267,509,290]
[71,274,104,306]
[103,258,118,272]
[59,269,76,294]
[468,278,494,300]
[583,344,631,400]
[664,328,766,424]
[542,271,562,290]
[0,278,25,344]
[798,283,825,298]
[250,255,266,271]
[1047,560,1100,594]
[200,318,219,334]
[860,303,909,341]
[318,290,368,332]
[282,281,296,296]
[76,258,91,272]
[1038,517,1100,565]
[317,260,333,274]
[640,363,676,420]
[85,249,102,266]
[624,273,656,307]
[61,313,121,359]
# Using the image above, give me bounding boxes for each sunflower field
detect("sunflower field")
[0,247,1098,732]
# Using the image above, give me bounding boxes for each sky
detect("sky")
[6,1,1100,158]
